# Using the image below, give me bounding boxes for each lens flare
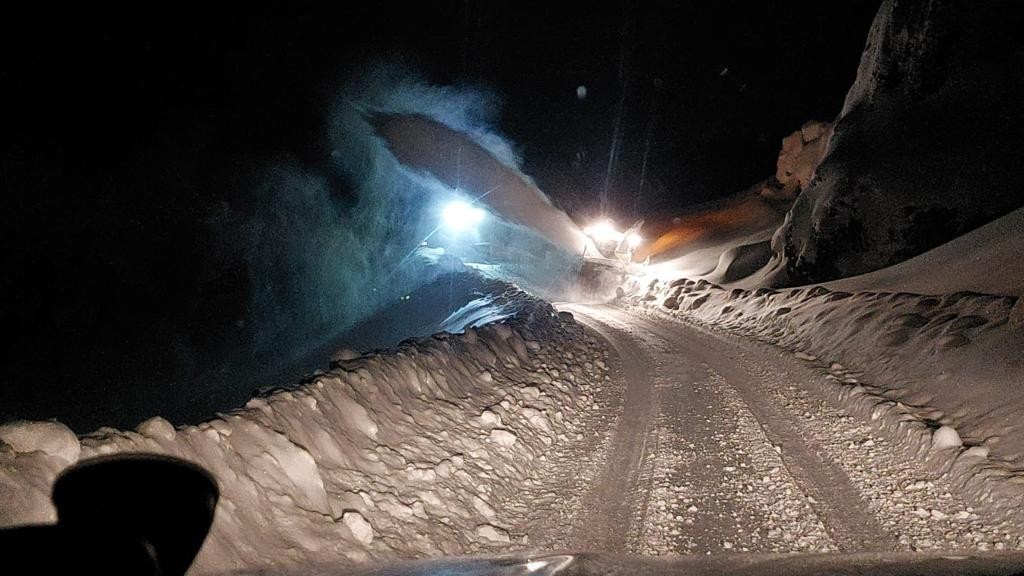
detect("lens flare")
[590,220,622,243]
[443,200,486,231]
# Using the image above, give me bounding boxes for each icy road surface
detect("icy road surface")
[525,303,1021,555]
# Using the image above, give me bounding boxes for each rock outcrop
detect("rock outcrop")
[770,0,1024,285]
[759,120,832,201]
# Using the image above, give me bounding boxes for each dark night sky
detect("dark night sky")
[1,2,880,429]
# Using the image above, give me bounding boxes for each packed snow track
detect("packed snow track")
[547,303,1022,554]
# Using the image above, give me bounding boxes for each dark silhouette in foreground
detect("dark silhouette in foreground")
[0,454,217,575]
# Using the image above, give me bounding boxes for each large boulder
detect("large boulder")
[771,0,1024,285]
[759,121,832,201]
[776,121,832,198]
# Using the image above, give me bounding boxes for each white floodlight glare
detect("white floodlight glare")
[585,220,623,244]
[442,200,486,232]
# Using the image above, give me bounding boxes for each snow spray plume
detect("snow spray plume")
[346,67,599,302]
[224,61,583,374]
[369,113,590,256]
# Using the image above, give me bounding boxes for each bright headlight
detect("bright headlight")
[589,220,622,243]
[443,200,486,232]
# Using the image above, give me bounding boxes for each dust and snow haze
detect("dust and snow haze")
[1,60,589,431]
[221,62,582,378]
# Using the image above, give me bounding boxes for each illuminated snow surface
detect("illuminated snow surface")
[4,140,1024,575]
[0,273,614,574]
[619,210,1024,551]
[3,247,1024,573]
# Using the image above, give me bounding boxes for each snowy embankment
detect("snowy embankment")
[0,277,607,574]
[620,275,1024,531]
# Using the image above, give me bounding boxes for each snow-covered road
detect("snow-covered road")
[4,280,1021,572]
[543,303,1021,554]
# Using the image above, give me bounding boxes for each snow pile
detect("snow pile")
[0,420,80,465]
[335,267,539,353]
[621,275,1024,530]
[825,207,1024,298]
[0,280,608,574]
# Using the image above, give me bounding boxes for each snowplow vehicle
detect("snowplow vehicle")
[578,219,648,294]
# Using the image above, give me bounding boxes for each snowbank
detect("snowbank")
[335,267,541,353]
[0,279,609,574]
[826,207,1024,298]
[621,276,1024,531]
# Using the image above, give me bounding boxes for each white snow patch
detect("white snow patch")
[342,511,374,545]
[475,524,511,543]
[932,426,963,451]
[478,409,501,428]
[136,416,176,441]
[472,496,497,518]
[489,429,518,447]
[0,420,80,465]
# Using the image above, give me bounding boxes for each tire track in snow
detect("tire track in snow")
[565,303,897,554]
[562,309,660,553]
[580,305,835,553]
[633,310,895,552]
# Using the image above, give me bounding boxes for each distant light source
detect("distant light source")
[442,200,486,232]
[585,219,624,244]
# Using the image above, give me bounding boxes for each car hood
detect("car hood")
[336,551,1024,576]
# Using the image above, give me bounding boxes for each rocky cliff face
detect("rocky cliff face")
[771,0,1024,285]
